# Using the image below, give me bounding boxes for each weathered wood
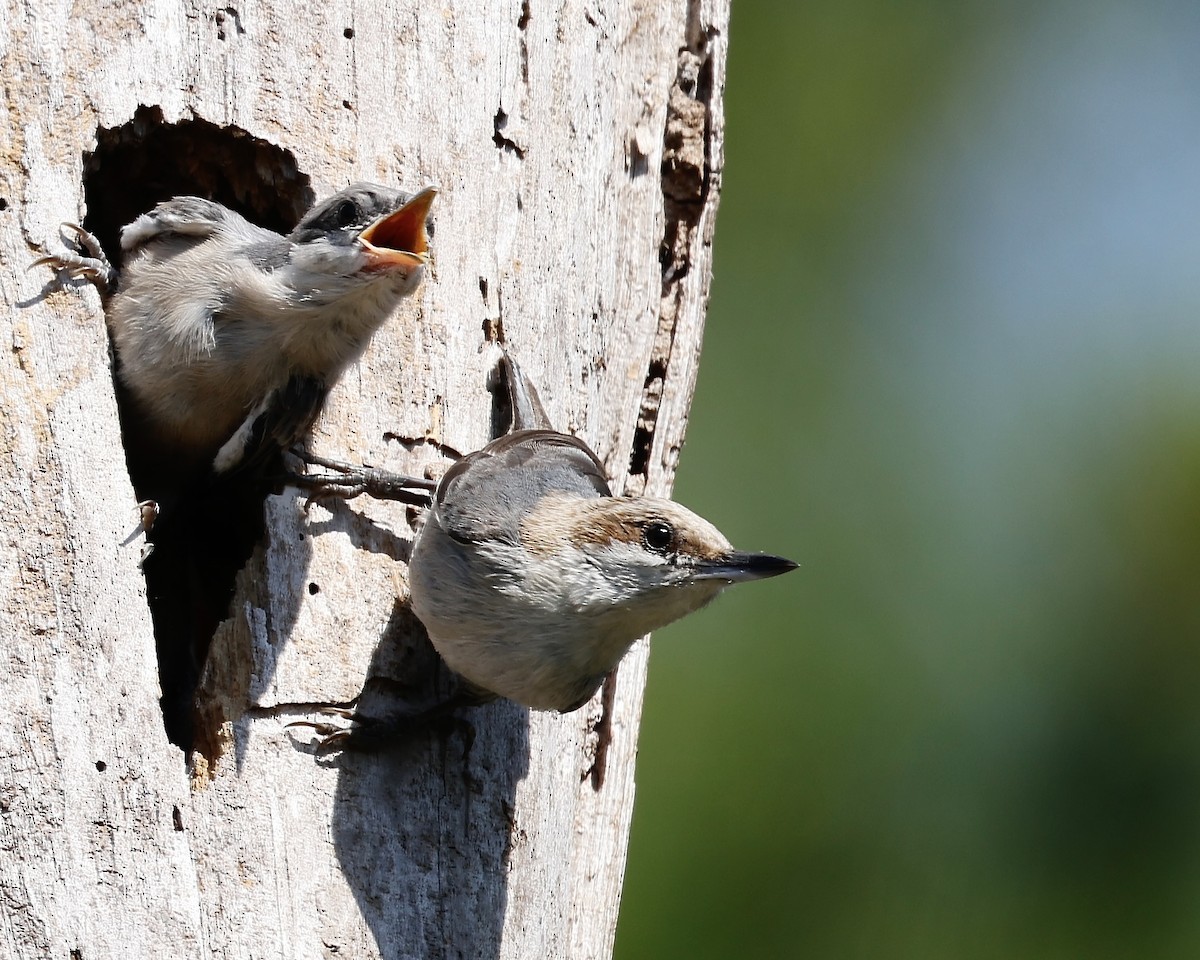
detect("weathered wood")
[0,0,728,956]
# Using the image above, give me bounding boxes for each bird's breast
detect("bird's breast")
[407,519,643,710]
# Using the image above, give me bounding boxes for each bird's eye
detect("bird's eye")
[335,199,357,227]
[642,520,674,553]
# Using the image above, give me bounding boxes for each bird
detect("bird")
[37,183,437,494]
[408,351,797,711]
[302,349,797,725]
[34,183,438,748]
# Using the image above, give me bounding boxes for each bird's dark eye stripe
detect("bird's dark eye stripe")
[642,520,674,552]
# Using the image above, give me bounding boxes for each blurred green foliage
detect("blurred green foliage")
[616,2,1200,957]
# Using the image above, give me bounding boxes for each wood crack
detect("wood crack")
[627,18,721,494]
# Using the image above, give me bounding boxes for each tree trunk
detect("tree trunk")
[0,0,727,956]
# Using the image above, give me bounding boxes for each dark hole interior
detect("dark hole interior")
[82,104,313,270]
[82,105,314,753]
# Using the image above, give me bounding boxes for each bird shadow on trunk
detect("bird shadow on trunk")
[329,601,529,960]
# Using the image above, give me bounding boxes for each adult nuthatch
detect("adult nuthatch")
[309,351,796,716]
[34,183,437,748]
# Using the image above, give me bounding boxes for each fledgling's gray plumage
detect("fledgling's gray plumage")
[35,183,435,486]
[107,183,436,481]
[405,352,797,712]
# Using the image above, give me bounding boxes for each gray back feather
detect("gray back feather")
[436,431,611,545]
[435,348,612,544]
[120,197,234,251]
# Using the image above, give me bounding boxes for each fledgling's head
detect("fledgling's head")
[286,183,436,303]
[520,494,796,636]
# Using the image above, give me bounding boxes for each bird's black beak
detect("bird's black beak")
[358,187,437,271]
[692,551,798,583]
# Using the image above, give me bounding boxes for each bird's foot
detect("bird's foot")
[30,223,117,295]
[286,706,362,754]
[286,703,453,754]
[137,500,160,532]
[288,450,436,509]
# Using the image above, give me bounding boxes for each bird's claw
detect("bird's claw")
[31,223,117,295]
[288,450,436,509]
[137,499,160,532]
[62,222,107,260]
[286,706,361,753]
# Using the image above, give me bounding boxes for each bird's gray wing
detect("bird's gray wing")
[211,374,328,477]
[436,429,612,545]
[120,197,238,254]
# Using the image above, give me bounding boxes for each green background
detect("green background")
[616,2,1200,958]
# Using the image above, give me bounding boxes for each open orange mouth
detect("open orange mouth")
[359,187,437,270]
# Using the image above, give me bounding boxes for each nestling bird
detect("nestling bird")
[36,183,437,492]
[306,350,796,717]
[34,183,437,747]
